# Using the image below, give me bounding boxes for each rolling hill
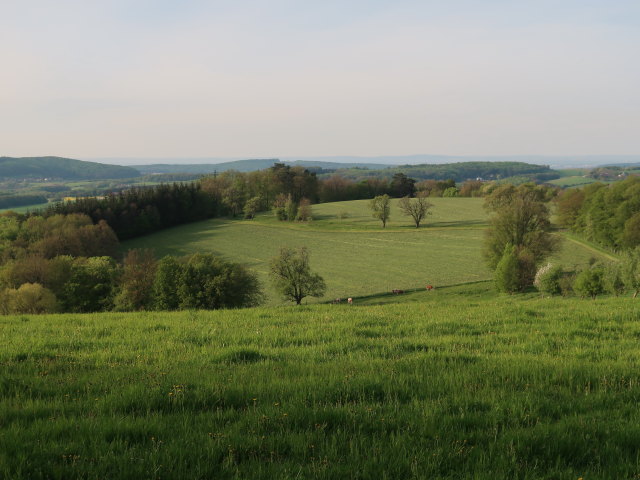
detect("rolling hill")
[133,159,391,174]
[123,198,609,305]
[0,156,140,180]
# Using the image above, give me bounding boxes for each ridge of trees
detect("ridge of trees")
[325,161,558,183]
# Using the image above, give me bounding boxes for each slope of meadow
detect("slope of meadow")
[124,198,610,304]
[2,287,640,479]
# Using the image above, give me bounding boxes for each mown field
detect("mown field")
[124,198,611,305]
[2,286,640,479]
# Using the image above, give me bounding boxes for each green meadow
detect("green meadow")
[124,198,611,304]
[2,287,640,479]
[0,202,50,214]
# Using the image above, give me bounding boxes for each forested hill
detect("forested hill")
[0,157,140,179]
[133,159,389,174]
[330,161,560,183]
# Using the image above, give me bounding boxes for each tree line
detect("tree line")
[556,176,640,250]
[484,179,640,300]
[43,182,216,240]
[0,209,329,314]
[14,163,491,244]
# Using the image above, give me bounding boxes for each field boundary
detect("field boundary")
[556,231,619,261]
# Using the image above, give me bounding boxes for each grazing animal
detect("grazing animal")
[332,298,342,304]
[347,298,353,305]
[426,285,434,291]
[392,289,405,295]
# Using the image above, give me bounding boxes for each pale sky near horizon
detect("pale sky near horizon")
[1,0,639,159]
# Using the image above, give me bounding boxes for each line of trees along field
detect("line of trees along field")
[38,163,487,241]
[0,215,262,314]
[485,180,640,299]
[556,176,640,250]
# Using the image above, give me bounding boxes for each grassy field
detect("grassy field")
[2,286,640,479]
[0,202,50,214]
[124,198,611,305]
[548,176,598,188]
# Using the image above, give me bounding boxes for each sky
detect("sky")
[1,0,639,160]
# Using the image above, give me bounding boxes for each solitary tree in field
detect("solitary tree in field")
[399,192,433,228]
[270,247,326,305]
[370,194,391,228]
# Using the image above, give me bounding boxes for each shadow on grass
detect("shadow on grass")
[427,219,487,228]
[335,280,495,306]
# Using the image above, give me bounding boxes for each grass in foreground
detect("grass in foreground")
[2,286,640,479]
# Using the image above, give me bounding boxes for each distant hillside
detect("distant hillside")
[133,159,390,174]
[0,157,139,180]
[329,161,560,183]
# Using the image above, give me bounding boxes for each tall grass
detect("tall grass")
[2,287,640,479]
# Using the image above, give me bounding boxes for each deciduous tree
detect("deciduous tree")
[484,184,559,289]
[370,194,391,228]
[270,247,326,305]
[398,192,433,228]
[113,249,158,311]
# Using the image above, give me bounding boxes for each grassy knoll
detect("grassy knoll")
[124,198,610,305]
[2,289,640,479]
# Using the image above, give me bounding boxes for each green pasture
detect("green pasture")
[2,290,640,479]
[124,198,610,305]
[0,202,50,214]
[548,176,597,188]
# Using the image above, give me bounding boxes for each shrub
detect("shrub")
[534,263,563,297]
[573,266,605,299]
[285,195,298,221]
[559,274,574,297]
[297,198,312,221]
[153,253,263,311]
[243,196,262,220]
[603,261,625,296]
[1,283,58,314]
[494,244,519,293]
[442,187,459,197]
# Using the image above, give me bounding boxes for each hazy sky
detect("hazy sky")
[2,0,639,159]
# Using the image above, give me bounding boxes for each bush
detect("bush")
[297,198,312,221]
[534,263,563,297]
[573,266,605,299]
[603,261,625,296]
[442,187,459,197]
[243,196,262,220]
[559,274,574,297]
[0,283,58,314]
[153,253,263,311]
[494,244,519,293]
